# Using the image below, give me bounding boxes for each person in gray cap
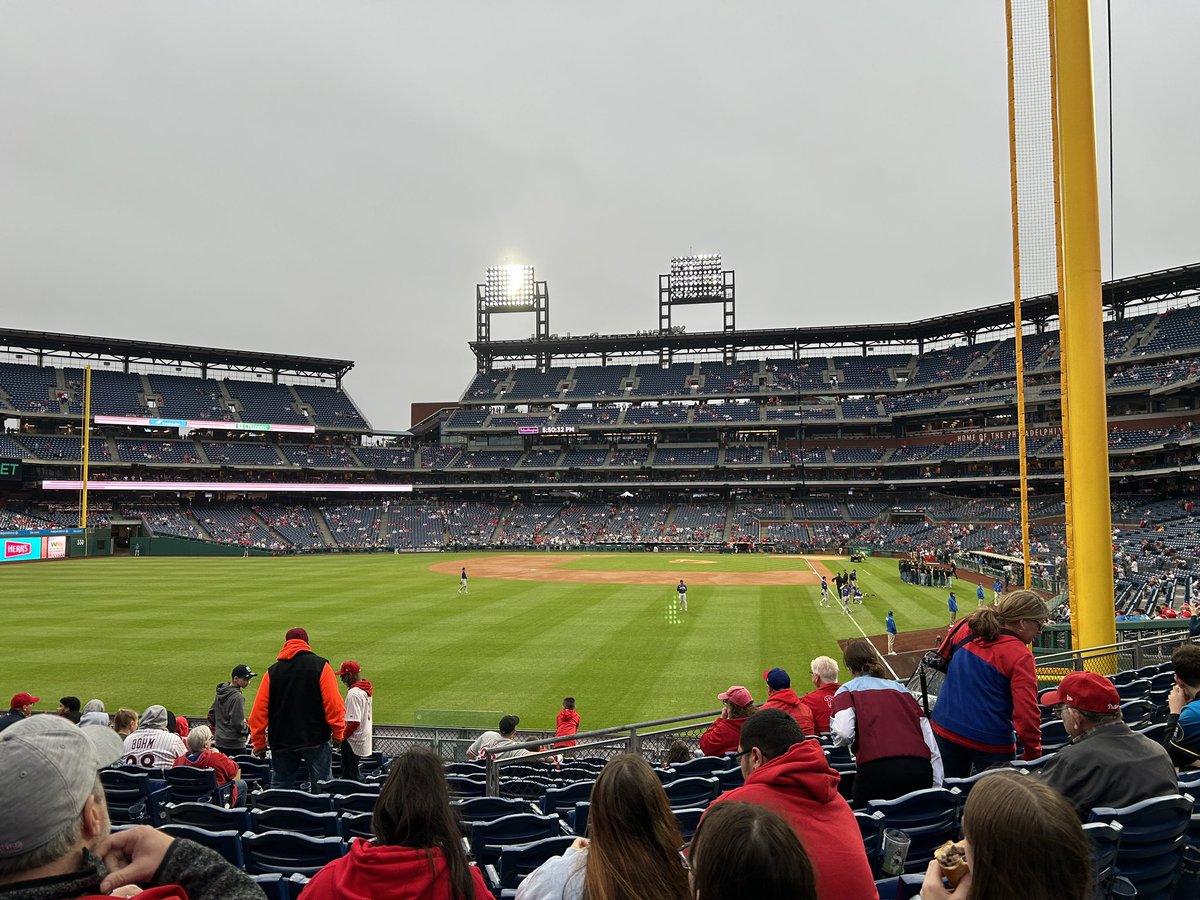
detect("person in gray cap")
[0,715,262,898]
[208,663,256,757]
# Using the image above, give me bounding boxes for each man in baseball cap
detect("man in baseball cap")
[759,668,817,736]
[700,686,757,756]
[0,714,263,897]
[335,661,374,780]
[208,664,256,757]
[0,692,39,733]
[1037,671,1177,820]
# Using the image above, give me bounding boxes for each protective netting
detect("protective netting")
[1010,0,1058,300]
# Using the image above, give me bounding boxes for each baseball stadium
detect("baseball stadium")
[3,3,1200,897]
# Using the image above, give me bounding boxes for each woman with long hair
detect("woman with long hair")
[303,746,493,899]
[919,770,1091,900]
[689,802,816,900]
[517,753,690,900]
[830,639,941,806]
[930,590,1049,777]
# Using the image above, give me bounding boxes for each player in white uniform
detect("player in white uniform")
[839,584,852,615]
[677,579,688,612]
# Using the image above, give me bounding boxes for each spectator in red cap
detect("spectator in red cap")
[0,692,39,733]
[249,627,345,790]
[1036,671,1177,820]
[760,668,817,736]
[336,660,373,781]
[700,685,755,757]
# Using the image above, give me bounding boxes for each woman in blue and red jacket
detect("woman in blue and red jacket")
[930,590,1050,778]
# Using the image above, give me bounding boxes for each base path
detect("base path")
[429,554,821,586]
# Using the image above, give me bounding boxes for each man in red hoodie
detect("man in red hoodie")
[699,685,756,756]
[553,696,580,750]
[760,667,817,736]
[249,627,345,791]
[337,661,373,781]
[705,708,876,900]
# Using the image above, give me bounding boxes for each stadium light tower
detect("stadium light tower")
[659,254,735,364]
[476,264,550,371]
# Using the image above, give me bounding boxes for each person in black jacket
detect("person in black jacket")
[248,627,345,790]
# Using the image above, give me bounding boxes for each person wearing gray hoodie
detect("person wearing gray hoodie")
[208,664,256,756]
[78,698,109,727]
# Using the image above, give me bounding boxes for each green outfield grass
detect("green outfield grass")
[3,553,960,731]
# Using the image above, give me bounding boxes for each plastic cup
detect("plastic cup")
[880,828,911,876]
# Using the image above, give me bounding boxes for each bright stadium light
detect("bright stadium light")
[669,254,724,301]
[483,264,536,308]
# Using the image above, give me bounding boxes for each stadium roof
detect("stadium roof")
[469,262,1200,363]
[0,327,354,379]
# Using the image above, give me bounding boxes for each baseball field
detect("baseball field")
[3,552,959,730]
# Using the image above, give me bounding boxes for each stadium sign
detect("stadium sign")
[518,425,577,435]
[41,480,413,494]
[0,457,20,481]
[94,415,315,434]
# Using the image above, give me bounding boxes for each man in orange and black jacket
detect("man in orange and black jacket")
[249,627,345,790]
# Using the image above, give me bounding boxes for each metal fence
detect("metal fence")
[1034,628,1197,680]
[369,709,720,795]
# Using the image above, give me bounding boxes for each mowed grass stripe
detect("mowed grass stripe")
[1,553,956,729]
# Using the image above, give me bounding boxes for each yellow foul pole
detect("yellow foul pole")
[80,365,91,530]
[1005,0,1033,590]
[1051,0,1115,652]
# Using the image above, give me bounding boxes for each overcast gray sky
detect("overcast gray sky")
[1,2,1197,430]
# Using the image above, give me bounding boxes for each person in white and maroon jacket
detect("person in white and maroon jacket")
[337,661,373,781]
[830,639,941,808]
[122,705,186,768]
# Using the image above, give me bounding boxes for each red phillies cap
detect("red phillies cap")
[337,661,361,677]
[718,685,754,707]
[10,692,39,708]
[1040,672,1121,715]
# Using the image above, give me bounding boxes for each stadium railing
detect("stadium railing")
[474,709,723,795]
[1033,629,1196,681]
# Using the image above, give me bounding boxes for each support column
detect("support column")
[1052,0,1115,653]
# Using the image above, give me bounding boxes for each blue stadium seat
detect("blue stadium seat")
[1119,699,1155,731]
[673,806,706,842]
[333,793,379,815]
[100,769,172,827]
[866,788,962,874]
[1083,820,1123,900]
[164,767,234,807]
[340,811,374,840]
[470,813,568,869]
[568,801,589,837]
[452,796,535,825]
[446,774,488,798]
[318,779,379,796]
[166,801,251,833]
[487,835,576,894]
[160,824,245,869]
[873,874,925,899]
[445,762,486,776]
[662,776,718,810]
[668,756,731,777]
[1115,679,1152,702]
[254,789,335,813]
[1039,719,1073,755]
[714,766,745,792]
[242,831,347,877]
[540,781,596,817]
[250,806,344,838]
[855,810,886,877]
[1088,793,1194,899]
[944,768,1007,806]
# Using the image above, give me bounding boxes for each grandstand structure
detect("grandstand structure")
[2,265,1200,602]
